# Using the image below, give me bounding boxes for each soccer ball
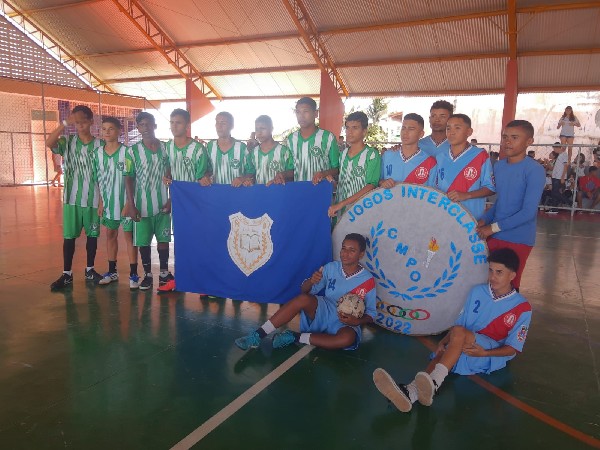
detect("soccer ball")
[337,293,365,319]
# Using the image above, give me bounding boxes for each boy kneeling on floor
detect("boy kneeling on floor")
[373,248,532,412]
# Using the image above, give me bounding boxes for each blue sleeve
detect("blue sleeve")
[481,201,497,224]
[505,310,531,352]
[363,279,377,319]
[309,263,329,295]
[479,156,495,192]
[497,163,545,232]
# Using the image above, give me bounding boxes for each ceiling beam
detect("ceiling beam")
[283,0,348,96]
[110,0,221,99]
[518,2,600,14]
[1,0,114,92]
[102,47,600,83]
[6,0,103,17]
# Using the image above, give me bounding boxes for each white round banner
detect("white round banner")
[333,184,489,335]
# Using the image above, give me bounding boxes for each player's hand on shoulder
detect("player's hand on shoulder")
[379,178,395,189]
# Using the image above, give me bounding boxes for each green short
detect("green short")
[101,216,134,233]
[133,213,172,246]
[63,204,100,239]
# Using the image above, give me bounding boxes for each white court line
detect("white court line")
[171,345,315,450]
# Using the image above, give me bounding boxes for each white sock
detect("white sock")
[86,266,93,272]
[299,333,311,345]
[430,363,449,387]
[63,270,72,276]
[260,320,276,335]
[406,381,418,403]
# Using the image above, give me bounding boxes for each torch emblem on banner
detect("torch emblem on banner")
[424,237,439,268]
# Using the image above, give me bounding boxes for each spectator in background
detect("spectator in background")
[338,135,347,151]
[470,138,478,145]
[490,151,499,167]
[556,106,581,160]
[527,150,536,159]
[548,142,568,213]
[50,152,63,187]
[576,166,600,212]
[572,153,587,178]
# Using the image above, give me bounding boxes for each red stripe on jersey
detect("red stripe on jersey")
[447,150,489,193]
[478,301,532,343]
[404,156,437,184]
[350,277,375,299]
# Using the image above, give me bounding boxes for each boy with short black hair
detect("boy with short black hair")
[160,108,208,292]
[199,111,248,187]
[124,112,173,291]
[373,248,531,412]
[435,113,495,220]
[380,113,437,188]
[287,97,340,184]
[328,111,381,218]
[48,105,104,290]
[476,120,545,289]
[419,100,454,157]
[244,115,294,186]
[93,117,139,288]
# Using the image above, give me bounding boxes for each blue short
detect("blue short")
[300,296,360,350]
[451,333,515,375]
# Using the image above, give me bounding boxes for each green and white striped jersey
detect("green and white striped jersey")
[124,141,169,218]
[286,128,340,181]
[52,134,103,207]
[245,143,294,184]
[92,144,128,221]
[205,140,247,184]
[336,145,381,202]
[165,139,208,182]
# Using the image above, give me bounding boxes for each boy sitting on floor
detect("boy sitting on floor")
[373,248,532,412]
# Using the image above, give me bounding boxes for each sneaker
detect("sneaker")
[372,368,413,413]
[159,272,174,287]
[157,278,176,293]
[84,268,103,284]
[415,371,439,407]
[50,273,73,291]
[272,330,297,349]
[129,274,140,289]
[234,330,262,350]
[139,273,153,291]
[546,209,559,214]
[98,272,118,285]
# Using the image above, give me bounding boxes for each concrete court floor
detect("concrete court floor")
[0,186,598,450]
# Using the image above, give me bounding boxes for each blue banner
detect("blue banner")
[171,181,333,304]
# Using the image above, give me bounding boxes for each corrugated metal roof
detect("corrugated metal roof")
[2,0,599,99]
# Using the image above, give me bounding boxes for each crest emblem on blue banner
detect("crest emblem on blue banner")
[227,212,274,276]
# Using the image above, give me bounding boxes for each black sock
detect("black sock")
[63,238,76,272]
[158,247,169,272]
[130,263,138,277]
[108,260,117,273]
[86,237,98,267]
[293,332,301,343]
[140,246,151,274]
[256,328,267,338]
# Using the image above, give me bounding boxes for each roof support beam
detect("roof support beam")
[110,0,221,100]
[0,0,113,92]
[281,0,348,96]
[7,0,103,18]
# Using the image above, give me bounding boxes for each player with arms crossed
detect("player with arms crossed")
[329,111,381,218]
[235,233,376,351]
[124,112,173,291]
[160,108,208,292]
[93,117,139,288]
[48,105,104,290]
[199,112,248,187]
[244,115,294,186]
[476,120,545,290]
[287,97,340,184]
[435,114,495,220]
[380,113,437,189]
[373,248,531,412]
